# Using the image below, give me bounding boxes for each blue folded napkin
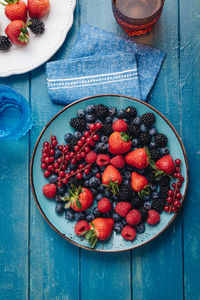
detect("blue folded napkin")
[46,53,141,105]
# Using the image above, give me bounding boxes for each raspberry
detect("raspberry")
[126,209,141,225]
[96,154,110,166]
[115,202,132,217]
[97,198,111,213]
[112,119,127,132]
[85,151,97,164]
[75,220,90,236]
[147,210,160,225]
[110,154,125,168]
[42,183,57,199]
[121,225,137,241]
[141,113,156,126]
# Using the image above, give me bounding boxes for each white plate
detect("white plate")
[0,0,76,77]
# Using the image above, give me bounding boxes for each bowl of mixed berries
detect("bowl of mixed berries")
[30,95,188,252]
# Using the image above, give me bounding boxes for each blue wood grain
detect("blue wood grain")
[180,0,200,299]
[0,74,29,300]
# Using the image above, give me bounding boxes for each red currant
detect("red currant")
[57,157,63,164]
[80,136,86,142]
[80,151,86,158]
[43,142,49,147]
[168,190,174,197]
[90,141,95,147]
[173,173,178,178]
[71,158,77,164]
[41,163,47,169]
[164,205,170,212]
[43,147,49,153]
[180,176,184,182]
[63,146,69,154]
[51,136,57,140]
[52,140,58,147]
[95,122,102,129]
[175,166,181,173]
[53,162,59,169]
[57,181,63,187]
[61,165,67,171]
[95,173,101,179]
[173,200,181,208]
[74,145,80,152]
[77,140,84,147]
[171,206,178,213]
[92,134,99,141]
[175,159,181,166]
[59,171,65,178]
[44,170,50,177]
[89,123,96,131]
[49,156,55,163]
[42,153,48,159]
[76,153,82,161]
[79,164,85,170]
[84,168,90,174]
[69,152,75,158]
[167,196,173,204]
[57,176,62,181]
[84,131,90,137]
[44,157,50,164]
[76,173,83,179]
[58,145,63,151]
[49,149,55,155]
[177,181,182,188]
[84,146,90,153]
[47,165,54,172]
[176,193,182,200]
[65,154,70,161]
[55,168,59,173]
[86,137,92,144]
[41,158,45,163]
[70,170,76,176]
[62,178,68,184]
[172,183,176,188]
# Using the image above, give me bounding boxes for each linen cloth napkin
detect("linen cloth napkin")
[46,24,166,104]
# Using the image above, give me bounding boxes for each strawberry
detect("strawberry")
[125,148,149,169]
[131,172,150,198]
[147,210,160,225]
[85,218,114,247]
[75,220,90,236]
[126,209,141,225]
[43,183,57,199]
[112,119,127,132]
[109,132,131,154]
[27,0,50,19]
[96,154,110,166]
[97,198,111,213]
[62,185,93,212]
[85,151,97,164]
[5,20,29,45]
[155,155,175,175]
[115,202,132,217]
[110,154,125,168]
[102,165,122,194]
[2,0,27,21]
[121,225,137,241]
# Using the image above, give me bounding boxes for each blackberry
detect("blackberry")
[28,18,45,34]
[101,123,113,136]
[141,113,156,127]
[131,196,144,209]
[0,36,11,51]
[127,124,140,138]
[152,198,166,213]
[159,176,171,187]
[118,185,132,202]
[139,132,151,145]
[159,186,169,199]
[68,177,83,187]
[94,104,109,119]
[150,149,161,161]
[70,117,86,131]
[146,172,157,184]
[68,136,78,149]
[138,207,148,222]
[124,106,137,119]
[154,134,168,147]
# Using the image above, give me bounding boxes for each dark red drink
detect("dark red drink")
[112,0,165,36]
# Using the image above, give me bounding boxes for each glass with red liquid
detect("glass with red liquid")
[112,0,165,36]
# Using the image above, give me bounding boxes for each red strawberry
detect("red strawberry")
[121,225,137,241]
[43,183,57,199]
[2,0,27,21]
[126,209,141,225]
[85,151,97,164]
[96,154,110,166]
[102,165,122,194]
[5,20,29,45]
[75,220,90,236]
[97,198,111,213]
[155,155,175,175]
[115,202,132,217]
[109,132,131,154]
[85,218,114,247]
[64,186,93,212]
[131,172,148,192]
[147,210,160,225]
[125,148,149,169]
[112,119,127,132]
[27,0,50,19]
[110,154,125,168]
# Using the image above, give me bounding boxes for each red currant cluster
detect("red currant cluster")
[40,122,102,187]
[164,159,184,213]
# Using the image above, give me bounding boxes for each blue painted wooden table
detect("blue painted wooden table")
[0,0,200,299]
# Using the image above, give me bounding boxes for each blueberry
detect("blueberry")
[89,177,100,188]
[65,209,74,221]
[54,149,62,159]
[98,185,105,193]
[150,184,157,191]
[85,105,94,113]
[74,131,82,139]
[100,135,109,143]
[69,162,76,170]
[132,138,139,147]
[57,185,67,196]
[96,193,103,201]
[86,213,95,222]
[105,116,112,123]
[152,192,159,200]
[133,116,141,126]
[121,219,127,226]
[140,123,148,132]
[138,169,145,174]
[143,194,151,201]
[149,141,156,149]
[149,127,157,136]
[83,180,89,188]
[48,174,58,183]
[93,207,101,218]
[112,117,118,123]
[90,188,98,196]
[112,213,122,222]
[124,171,131,179]
[85,114,95,122]
[91,166,99,175]
[82,172,91,180]
[144,201,152,210]
[64,133,73,143]
[65,168,71,174]
[135,223,145,233]
[104,190,111,198]
[55,195,62,203]
[103,211,112,218]
[109,107,117,116]
[74,211,86,221]
[55,203,65,214]
[123,179,130,186]
[95,142,107,153]
[160,147,170,156]
[99,165,106,172]
[77,109,85,118]
[117,110,125,119]
[114,222,123,233]
[126,165,134,171]
[112,202,118,209]
[112,195,119,201]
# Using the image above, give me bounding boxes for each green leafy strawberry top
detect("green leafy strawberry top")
[61,185,83,209]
